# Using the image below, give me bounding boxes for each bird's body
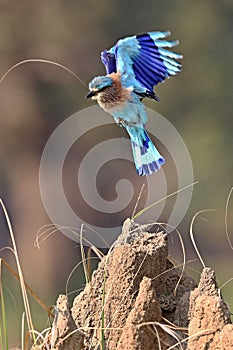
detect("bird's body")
[92,73,146,124]
[86,31,182,175]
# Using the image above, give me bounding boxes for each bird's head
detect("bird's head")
[86,76,114,100]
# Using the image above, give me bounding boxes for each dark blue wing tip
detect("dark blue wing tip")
[132,31,183,90]
[158,157,165,166]
[136,157,165,176]
[101,50,117,74]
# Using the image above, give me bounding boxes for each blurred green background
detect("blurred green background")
[0,0,232,345]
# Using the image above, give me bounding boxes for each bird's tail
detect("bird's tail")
[125,125,165,176]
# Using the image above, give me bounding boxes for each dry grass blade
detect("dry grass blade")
[162,317,188,333]
[150,258,195,291]
[190,209,216,268]
[133,181,198,220]
[154,322,183,350]
[32,328,51,346]
[34,224,61,248]
[35,223,109,250]
[1,259,49,314]
[137,321,183,350]
[166,329,213,350]
[87,246,93,280]
[219,276,233,291]
[65,241,104,297]
[80,224,89,284]
[79,225,105,285]
[0,259,8,350]
[170,256,199,276]
[21,312,25,350]
[225,187,233,250]
[65,256,100,296]
[0,198,34,339]
[151,324,162,350]
[131,183,145,219]
[0,59,87,87]
[89,244,104,260]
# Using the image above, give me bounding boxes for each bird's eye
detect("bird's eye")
[97,85,109,93]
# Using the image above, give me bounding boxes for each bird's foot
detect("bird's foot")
[116,118,138,127]
[116,118,126,127]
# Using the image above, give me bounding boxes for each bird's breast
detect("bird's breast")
[98,86,132,113]
[98,98,128,113]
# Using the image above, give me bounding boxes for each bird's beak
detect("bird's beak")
[85,90,96,99]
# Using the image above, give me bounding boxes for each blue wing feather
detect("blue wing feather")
[134,60,158,83]
[101,50,116,74]
[135,55,169,81]
[100,31,182,99]
[137,55,168,76]
[138,52,167,71]
[133,61,165,86]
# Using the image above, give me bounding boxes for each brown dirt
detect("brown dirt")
[38,219,232,349]
[187,267,233,349]
[40,294,84,350]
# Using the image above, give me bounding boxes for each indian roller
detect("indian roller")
[86,31,182,176]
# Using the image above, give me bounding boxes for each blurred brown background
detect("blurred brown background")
[0,1,232,345]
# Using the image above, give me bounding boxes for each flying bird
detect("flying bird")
[86,31,182,176]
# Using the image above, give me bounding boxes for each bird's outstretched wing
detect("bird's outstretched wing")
[101,31,182,100]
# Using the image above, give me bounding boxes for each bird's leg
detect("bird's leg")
[116,118,125,127]
[116,118,138,127]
